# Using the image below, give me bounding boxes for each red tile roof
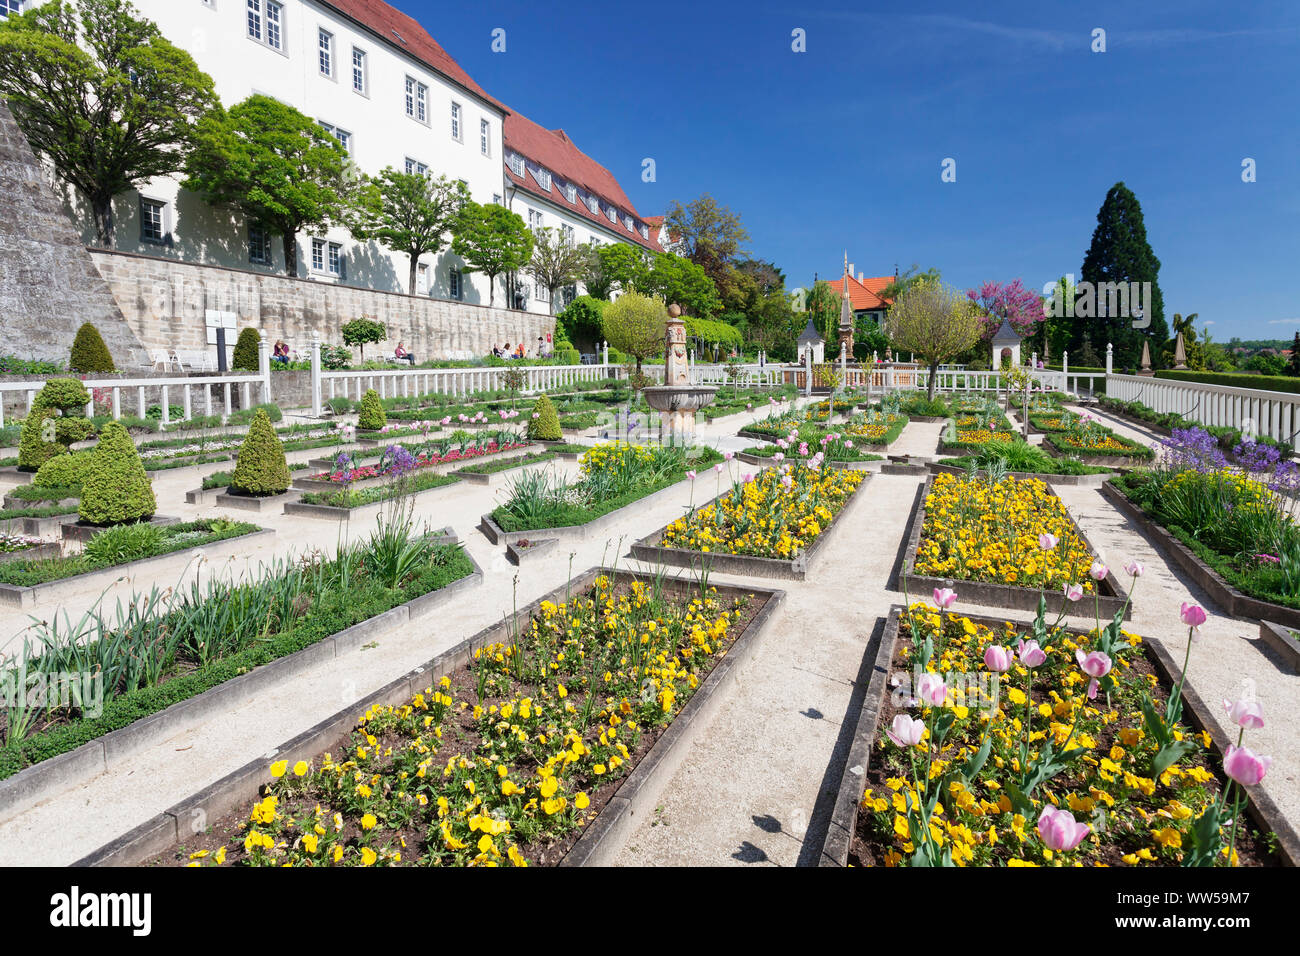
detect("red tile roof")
[828,274,893,311]
[504,110,661,252]
[320,0,503,110]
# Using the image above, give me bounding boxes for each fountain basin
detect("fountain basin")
[641,385,718,413]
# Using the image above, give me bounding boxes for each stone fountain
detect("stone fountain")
[642,303,716,445]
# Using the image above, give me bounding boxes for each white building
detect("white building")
[502,109,662,316]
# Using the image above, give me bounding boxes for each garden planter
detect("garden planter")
[926,460,1112,487]
[0,541,60,565]
[3,494,78,511]
[0,512,73,539]
[506,536,559,565]
[0,545,482,829]
[1103,480,1300,634]
[1257,621,1300,674]
[0,467,33,486]
[818,605,1300,868]
[628,475,872,581]
[82,566,785,868]
[900,474,1132,619]
[0,527,274,610]
[183,486,218,505]
[283,477,462,520]
[1041,434,1151,469]
[214,490,300,513]
[293,444,534,494]
[736,450,882,472]
[61,514,182,545]
[479,476,695,546]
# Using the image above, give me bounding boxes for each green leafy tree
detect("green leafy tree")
[231,327,261,371]
[596,243,650,295]
[556,295,606,353]
[450,201,534,307]
[356,387,386,430]
[527,229,588,315]
[806,280,840,344]
[69,322,116,372]
[643,253,720,318]
[341,318,386,361]
[578,245,615,300]
[1291,333,1300,377]
[1079,182,1168,370]
[18,406,60,471]
[350,169,468,295]
[78,421,155,525]
[184,94,355,276]
[664,194,750,307]
[884,279,982,401]
[230,408,289,495]
[878,264,941,305]
[0,0,217,247]
[601,292,667,376]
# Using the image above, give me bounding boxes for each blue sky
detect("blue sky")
[417,0,1299,342]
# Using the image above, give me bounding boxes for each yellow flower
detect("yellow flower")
[575,792,590,810]
[360,847,377,866]
[269,760,288,778]
[361,813,377,831]
[293,761,309,777]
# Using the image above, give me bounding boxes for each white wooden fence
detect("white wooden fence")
[1107,373,1300,450]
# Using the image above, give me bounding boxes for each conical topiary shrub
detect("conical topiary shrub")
[17,406,62,471]
[231,327,261,372]
[33,449,94,490]
[69,322,116,373]
[357,388,386,431]
[528,394,562,441]
[230,408,290,496]
[78,422,156,526]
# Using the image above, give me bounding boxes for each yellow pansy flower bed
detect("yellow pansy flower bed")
[660,464,867,559]
[914,472,1096,591]
[855,606,1270,867]
[174,575,755,867]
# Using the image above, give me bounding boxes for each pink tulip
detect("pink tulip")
[1038,533,1058,551]
[1037,804,1091,852]
[1180,602,1207,629]
[1063,583,1084,602]
[714,463,724,474]
[1089,561,1108,582]
[933,587,957,609]
[686,470,696,481]
[1223,697,1265,730]
[983,645,1014,673]
[916,673,947,707]
[1075,649,1112,678]
[742,472,754,484]
[1223,745,1272,787]
[777,439,789,450]
[886,713,925,748]
[781,474,793,490]
[1017,639,1046,668]
[773,452,785,462]
[724,451,734,461]
[798,442,809,456]
[1124,560,1144,578]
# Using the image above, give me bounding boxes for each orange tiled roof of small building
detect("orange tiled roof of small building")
[827,274,893,311]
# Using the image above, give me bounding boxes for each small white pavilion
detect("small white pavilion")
[992,319,1022,369]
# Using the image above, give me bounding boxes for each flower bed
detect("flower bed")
[940,426,1021,454]
[901,472,1130,618]
[306,436,531,488]
[1027,411,1079,433]
[828,601,1288,867]
[0,532,57,565]
[455,450,557,483]
[1045,429,1153,462]
[149,569,782,868]
[630,458,868,579]
[296,471,461,511]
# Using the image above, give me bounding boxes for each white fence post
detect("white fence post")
[259,339,272,405]
[310,331,322,417]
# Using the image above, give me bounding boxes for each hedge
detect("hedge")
[1155,370,1300,395]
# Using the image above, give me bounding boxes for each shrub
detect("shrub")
[33,378,90,415]
[82,522,164,565]
[68,323,116,373]
[18,407,63,471]
[226,403,282,426]
[555,348,580,365]
[230,409,290,496]
[357,388,386,430]
[325,397,354,415]
[321,345,352,370]
[528,395,562,440]
[231,327,261,371]
[33,450,94,489]
[78,422,156,525]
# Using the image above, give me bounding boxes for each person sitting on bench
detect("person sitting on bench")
[394,342,416,366]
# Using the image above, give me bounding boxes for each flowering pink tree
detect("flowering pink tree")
[967,279,1045,340]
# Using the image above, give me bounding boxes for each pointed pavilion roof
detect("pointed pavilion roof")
[797,317,824,345]
[991,319,1021,346]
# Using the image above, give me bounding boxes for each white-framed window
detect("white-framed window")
[564,183,577,203]
[247,0,282,51]
[405,77,428,123]
[640,223,650,239]
[311,238,343,277]
[248,222,272,265]
[507,153,525,177]
[480,118,490,156]
[449,268,462,300]
[535,283,549,304]
[318,28,333,77]
[588,237,601,248]
[492,193,502,206]
[607,205,618,224]
[319,121,351,154]
[404,157,428,176]
[560,224,575,245]
[351,47,367,95]
[0,0,23,16]
[139,197,167,244]
[624,214,634,231]
[584,194,599,214]
[532,165,551,191]
[417,262,429,294]
[527,209,543,232]
[450,101,462,141]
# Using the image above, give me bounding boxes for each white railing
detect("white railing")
[1107,373,1300,450]
[689,363,785,387]
[0,347,272,429]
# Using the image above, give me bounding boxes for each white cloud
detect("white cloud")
[1267,318,1300,325]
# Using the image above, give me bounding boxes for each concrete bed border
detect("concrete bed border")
[627,474,873,582]
[72,565,785,868]
[0,541,60,564]
[926,460,1113,488]
[506,536,559,565]
[900,473,1132,619]
[1257,621,1300,675]
[61,514,182,544]
[0,543,480,829]
[293,444,535,494]
[819,605,1300,867]
[479,473,696,546]
[452,451,560,485]
[214,490,301,513]
[282,476,463,521]
[1103,480,1300,646]
[0,511,77,538]
[0,527,276,610]
[3,493,78,512]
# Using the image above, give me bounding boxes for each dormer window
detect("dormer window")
[507,153,525,177]
[531,165,551,191]
[607,205,618,224]
[564,183,577,203]
[640,224,649,239]
[624,214,634,231]
[584,194,599,214]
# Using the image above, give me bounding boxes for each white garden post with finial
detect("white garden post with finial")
[310,330,322,417]
[1106,342,1114,375]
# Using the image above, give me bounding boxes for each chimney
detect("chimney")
[848,262,854,277]
[858,272,864,282]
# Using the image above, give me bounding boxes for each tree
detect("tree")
[601,292,667,376]
[577,245,615,300]
[184,94,354,275]
[450,201,533,307]
[664,194,750,306]
[350,169,468,295]
[78,421,155,525]
[527,228,588,315]
[967,279,1045,342]
[356,387,386,430]
[0,0,217,248]
[1291,333,1300,377]
[230,408,290,496]
[341,318,385,361]
[231,327,260,371]
[69,322,116,372]
[556,295,606,353]
[884,279,982,400]
[1079,182,1168,370]
[643,253,720,318]
[806,280,840,344]
[878,265,942,304]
